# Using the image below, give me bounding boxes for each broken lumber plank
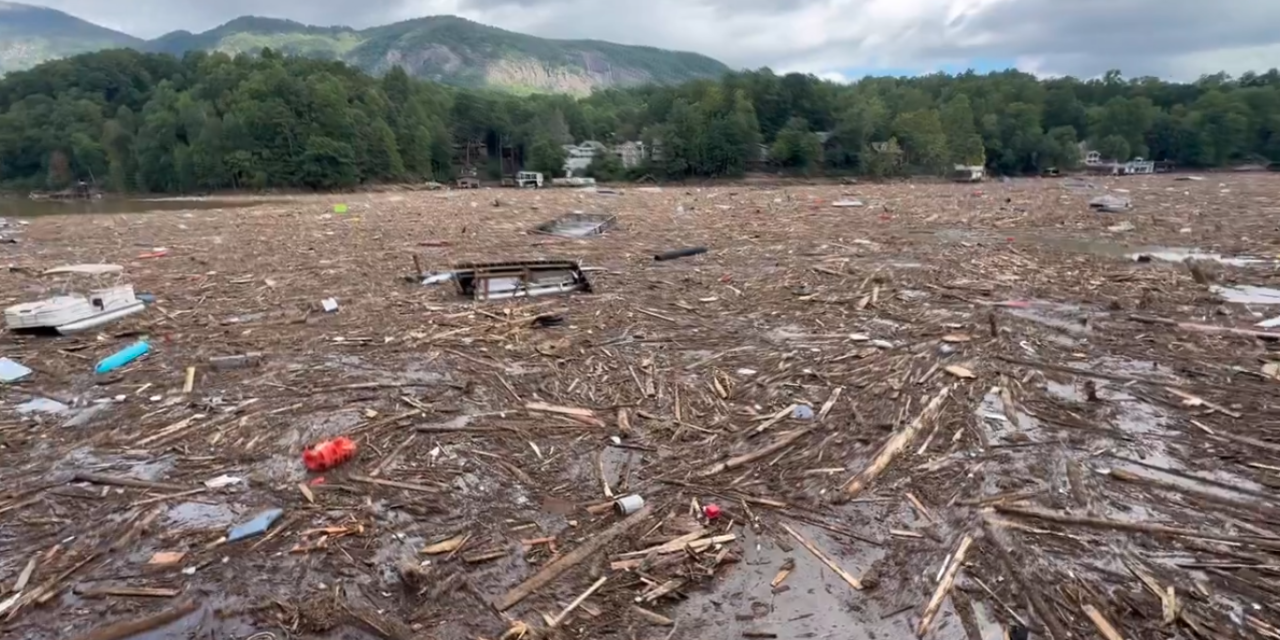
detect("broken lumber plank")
[750,404,798,436]
[72,473,188,493]
[781,524,861,591]
[1127,314,1280,341]
[615,534,735,559]
[70,599,198,640]
[550,576,607,627]
[844,386,951,496]
[525,402,604,426]
[1083,604,1125,640]
[496,504,653,611]
[817,387,843,422]
[699,427,814,476]
[136,415,204,447]
[637,578,685,603]
[421,534,466,555]
[994,504,1280,551]
[12,557,36,592]
[983,520,1067,640]
[917,535,973,635]
[630,604,673,626]
[75,585,181,598]
[348,474,445,493]
[369,433,417,477]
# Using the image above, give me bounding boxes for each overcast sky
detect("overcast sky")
[23,0,1280,81]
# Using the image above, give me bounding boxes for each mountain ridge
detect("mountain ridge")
[0,1,142,72]
[0,2,731,93]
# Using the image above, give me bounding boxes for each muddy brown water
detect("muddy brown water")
[7,180,1280,640]
[0,196,276,218]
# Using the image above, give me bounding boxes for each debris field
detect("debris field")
[2,174,1280,640]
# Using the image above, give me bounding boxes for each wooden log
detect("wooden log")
[918,535,973,635]
[630,605,673,626]
[496,505,652,611]
[698,427,813,476]
[1083,604,1124,640]
[75,586,181,598]
[1128,314,1280,341]
[348,474,444,493]
[70,600,198,640]
[780,524,861,591]
[994,504,1280,551]
[982,521,1067,640]
[72,473,187,492]
[550,576,607,627]
[844,386,951,496]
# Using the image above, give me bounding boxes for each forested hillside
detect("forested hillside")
[1,49,1277,193]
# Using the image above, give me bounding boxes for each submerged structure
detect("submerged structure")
[453,259,592,301]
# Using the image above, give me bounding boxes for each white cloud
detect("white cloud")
[813,70,854,84]
[18,0,1280,80]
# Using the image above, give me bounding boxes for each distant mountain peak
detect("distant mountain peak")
[0,8,729,94]
[0,1,141,73]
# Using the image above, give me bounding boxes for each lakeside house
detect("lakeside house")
[561,140,647,176]
[1079,144,1155,175]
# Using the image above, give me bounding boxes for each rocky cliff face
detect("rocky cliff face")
[0,5,730,93]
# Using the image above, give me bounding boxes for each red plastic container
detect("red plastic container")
[303,436,357,472]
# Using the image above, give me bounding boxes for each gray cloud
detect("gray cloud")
[926,0,1280,78]
[19,0,1280,80]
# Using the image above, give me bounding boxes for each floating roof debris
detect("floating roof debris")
[533,213,618,238]
[453,259,592,301]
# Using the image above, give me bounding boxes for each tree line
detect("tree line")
[1,48,1278,192]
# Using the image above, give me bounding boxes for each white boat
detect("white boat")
[5,284,145,334]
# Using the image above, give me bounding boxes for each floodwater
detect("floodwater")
[0,196,277,218]
[1125,247,1276,267]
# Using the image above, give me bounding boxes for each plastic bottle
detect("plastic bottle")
[302,436,357,472]
[95,341,150,374]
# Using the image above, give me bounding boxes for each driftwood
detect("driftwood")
[348,474,444,493]
[844,386,952,496]
[496,505,653,611]
[70,600,198,640]
[781,524,861,591]
[1083,604,1125,640]
[698,427,813,476]
[1128,314,1280,340]
[982,521,1067,640]
[549,576,607,628]
[994,504,1280,551]
[72,473,188,492]
[918,534,973,635]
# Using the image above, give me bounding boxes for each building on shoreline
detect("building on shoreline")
[561,140,646,176]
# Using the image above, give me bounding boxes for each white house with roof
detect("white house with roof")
[561,140,646,176]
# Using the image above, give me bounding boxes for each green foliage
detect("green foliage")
[891,109,948,172]
[861,138,905,178]
[771,117,823,173]
[526,135,567,176]
[1042,126,1082,170]
[1095,135,1131,162]
[585,151,625,181]
[940,95,983,165]
[4,48,1280,193]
